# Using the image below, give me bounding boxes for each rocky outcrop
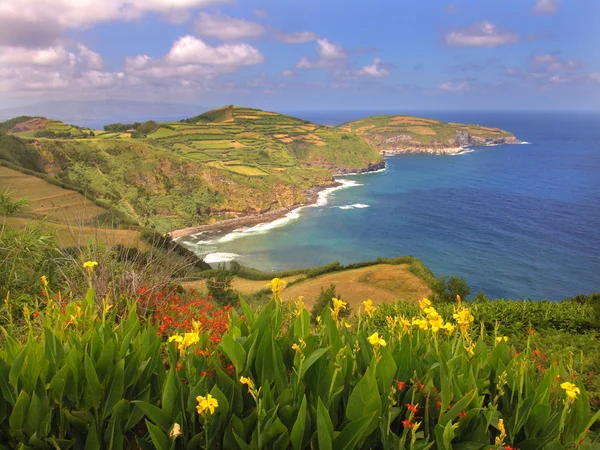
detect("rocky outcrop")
[334,159,386,175]
[372,129,520,156]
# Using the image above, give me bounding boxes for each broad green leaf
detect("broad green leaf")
[101,359,125,420]
[317,398,333,450]
[346,367,381,434]
[298,347,329,379]
[83,354,103,410]
[145,419,169,450]
[220,334,247,374]
[131,401,170,431]
[9,390,30,433]
[290,395,307,450]
[83,419,101,450]
[332,412,375,450]
[8,346,28,390]
[161,369,178,421]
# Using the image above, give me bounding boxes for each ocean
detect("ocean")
[179,110,600,301]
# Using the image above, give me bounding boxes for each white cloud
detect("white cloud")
[534,0,559,15]
[356,58,389,78]
[530,53,585,71]
[316,38,346,59]
[444,21,519,48]
[0,0,228,47]
[195,12,265,41]
[281,70,295,77]
[438,81,470,91]
[165,35,264,67]
[277,31,319,44]
[296,38,347,69]
[0,46,71,66]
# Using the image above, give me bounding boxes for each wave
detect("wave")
[338,203,370,210]
[450,149,475,156]
[337,167,387,176]
[194,178,363,245]
[520,141,532,145]
[203,252,239,263]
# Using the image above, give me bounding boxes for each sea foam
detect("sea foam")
[203,252,239,263]
[338,203,370,210]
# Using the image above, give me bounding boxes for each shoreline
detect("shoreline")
[169,160,386,240]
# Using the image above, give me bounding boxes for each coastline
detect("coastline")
[169,159,386,240]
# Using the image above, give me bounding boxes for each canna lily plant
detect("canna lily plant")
[0,274,597,449]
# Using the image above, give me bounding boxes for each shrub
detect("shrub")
[310,283,351,323]
[205,264,238,306]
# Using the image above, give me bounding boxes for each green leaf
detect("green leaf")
[84,286,95,309]
[101,359,125,420]
[440,390,477,427]
[83,419,101,450]
[332,412,375,450]
[233,430,252,450]
[220,334,247,374]
[346,367,381,434]
[317,398,333,450]
[83,354,103,410]
[131,401,170,431]
[375,347,397,393]
[290,395,307,450]
[24,392,46,437]
[145,419,169,450]
[298,347,329,379]
[9,390,30,433]
[161,369,178,421]
[8,346,28,391]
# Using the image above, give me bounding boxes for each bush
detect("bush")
[205,264,238,306]
[310,283,351,322]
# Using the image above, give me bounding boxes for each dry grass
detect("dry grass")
[4,217,147,249]
[389,116,437,126]
[181,274,304,295]
[281,264,431,311]
[0,167,106,223]
[404,126,437,135]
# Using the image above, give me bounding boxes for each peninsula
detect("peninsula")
[0,106,519,236]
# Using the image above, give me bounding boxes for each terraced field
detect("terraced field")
[339,114,519,153]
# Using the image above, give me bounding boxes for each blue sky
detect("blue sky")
[1,0,599,111]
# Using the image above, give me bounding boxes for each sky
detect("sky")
[0,0,599,111]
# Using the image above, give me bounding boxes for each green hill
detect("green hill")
[0,106,383,232]
[338,114,519,154]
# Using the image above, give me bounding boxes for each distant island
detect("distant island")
[0,105,520,236]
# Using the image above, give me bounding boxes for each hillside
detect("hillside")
[338,114,520,155]
[0,116,93,138]
[0,106,384,233]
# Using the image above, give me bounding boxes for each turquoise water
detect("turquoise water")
[179,111,600,300]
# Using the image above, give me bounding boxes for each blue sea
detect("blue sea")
[179,111,600,301]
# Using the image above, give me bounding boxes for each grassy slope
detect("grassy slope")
[338,114,517,150]
[182,262,432,311]
[0,166,146,248]
[0,106,383,233]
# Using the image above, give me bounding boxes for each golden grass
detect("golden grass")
[0,167,106,223]
[281,264,431,311]
[4,217,147,249]
[182,275,304,295]
[404,126,437,135]
[389,116,437,126]
[355,125,376,134]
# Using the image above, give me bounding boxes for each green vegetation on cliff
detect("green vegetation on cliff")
[0,106,383,233]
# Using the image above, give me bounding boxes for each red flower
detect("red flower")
[33,311,39,319]
[406,403,418,414]
[41,290,47,297]
[402,419,415,429]
[458,411,467,420]
[528,329,535,335]
[395,380,405,390]
[227,364,234,376]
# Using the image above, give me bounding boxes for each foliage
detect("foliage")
[205,264,238,306]
[0,279,597,449]
[0,116,38,132]
[431,275,471,304]
[310,284,352,323]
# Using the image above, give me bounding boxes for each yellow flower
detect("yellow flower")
[295,296,305,317]
[330,297,347,321]
[267,278,286,298]
[495,336,508,344]
[464,342,475,357]
[442,322,455,336]
[412,318,429,331]
[367,332,387,348]
[103,302,113,314]
[292,343,301,352]
[240,376,254,389]
[362,299,376,317]
[196,394,218,415]
[560,382,580,402]
[495,418,506,446]
[419,298,431,310]
[192,320,202,331]
[429,316,445,333]
[168,334,184,343]
[41,275,48,287]
[169,423,181,438]
[83,261,98,275]
[453,308,474,334]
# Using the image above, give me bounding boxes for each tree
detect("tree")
[206,264,237,306]
[431,275,470,303]
[310,284,351,322]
